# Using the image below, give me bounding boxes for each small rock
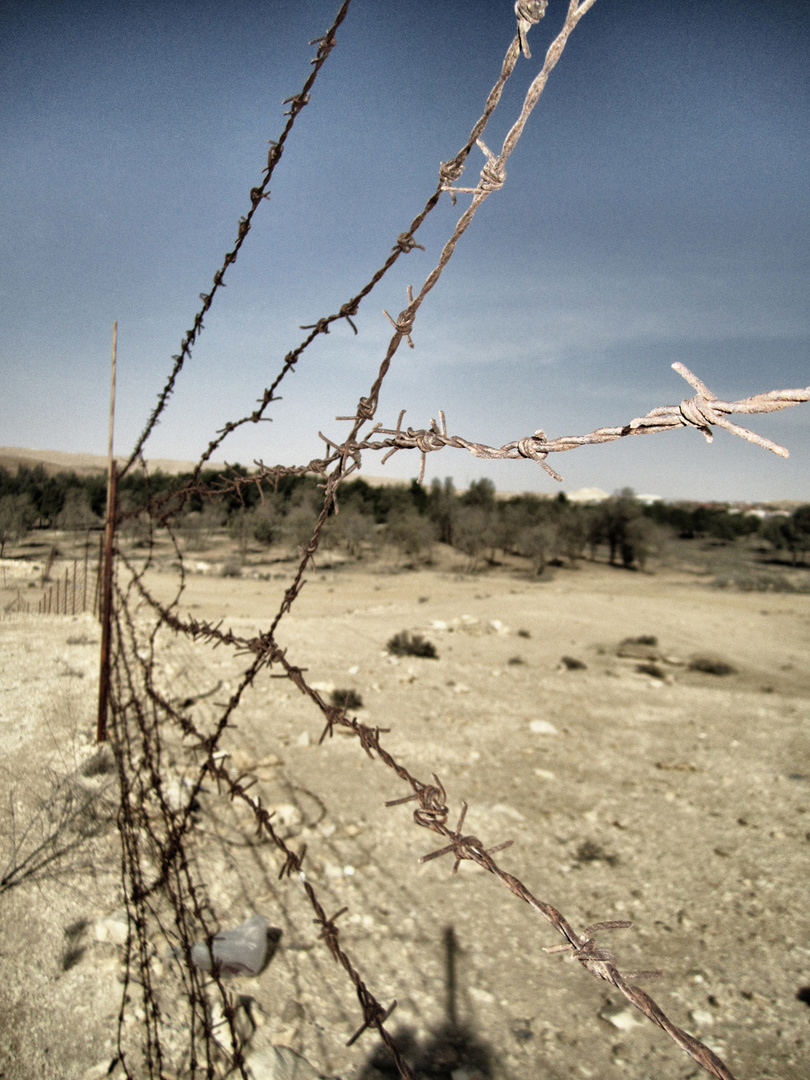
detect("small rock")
[94,917,129,946]
[231,750,256,772]
[599,1004,645,1031]
[690,1008,715,1027]
[560,656,586,671]
[244,1045,330,1080]
[529,719,559,735]
[82,1062,118,1080]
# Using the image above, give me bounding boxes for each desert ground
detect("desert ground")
[1,529,809,1080]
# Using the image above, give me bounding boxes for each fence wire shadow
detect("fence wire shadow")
[99,3,809,1080]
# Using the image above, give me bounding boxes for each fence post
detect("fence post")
[83,539,89,613]
[97,460,117,743]
[94,533,103,619]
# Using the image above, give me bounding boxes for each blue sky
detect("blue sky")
[1,0,808,501]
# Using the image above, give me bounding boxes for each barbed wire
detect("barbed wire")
[100,1,807,1078]
[115,566,739,1080]
[123,0,532,490]
[344,362,810,484]
[121,1,353,480]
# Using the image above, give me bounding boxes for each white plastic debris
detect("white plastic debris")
[190,914,270,976]
[529,719,559,735]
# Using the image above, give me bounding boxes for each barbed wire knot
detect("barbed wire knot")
[299,317,331,335]
[383,285,416,347]
[346,995,397,1047]
[515,0,549,59]
[392,232,426,255]
[282,92,311,117]
[318,906,348,962]
[477,139,506,191]
[544,920,632,966]
[338,300,360,333]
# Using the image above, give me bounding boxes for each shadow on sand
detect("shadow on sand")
[358,926,497,1080]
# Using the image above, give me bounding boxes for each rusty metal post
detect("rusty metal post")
[97,460,117,743]
[97,321,118,743]
[94,533,103,619]
[82,540,89,613]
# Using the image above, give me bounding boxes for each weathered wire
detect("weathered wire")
[121,2,353,480]
[101,1,809,1078]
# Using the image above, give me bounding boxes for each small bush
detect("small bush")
[636,661,665,680]
[81,746,116,777]
[626,634,658,646]
[508,655,525,666]
[713,571,804,593]
[331,688,363,710]
[517,628,531,639]
[386,631,438,659]
[220,559,242,578]
[560,655,586,670]
[688,655,736,676]
[574,839,618,866]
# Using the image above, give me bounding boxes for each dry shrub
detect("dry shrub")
[688,654,736,676]
[331,688,364,710]
[386,631,438,659]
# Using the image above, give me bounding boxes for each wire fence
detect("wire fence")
[102,3,809,1079]
[4,545,101,617]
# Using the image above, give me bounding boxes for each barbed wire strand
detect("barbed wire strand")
[100,1,806,1078]
[121,1,353,480]
[116,565,739,1080]
[123,0,530,489]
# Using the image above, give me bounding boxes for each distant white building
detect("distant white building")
[565,487,610,505]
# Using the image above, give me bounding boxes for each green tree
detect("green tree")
[0,494,36,556]
[427,477,458,545]
[387,507,435,565]
[554,507,587,564]
[590,491,651,569]
[516,521,556,576]
[763,508,810,566]
[330,505,375,559]
[460,477,496,510]
[55,489,99,532]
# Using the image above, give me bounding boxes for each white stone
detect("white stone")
[529,719,559,735]
[690,1008,715,1027]
[599,1004,645,1031]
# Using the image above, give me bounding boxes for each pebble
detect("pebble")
[529,719,559,735]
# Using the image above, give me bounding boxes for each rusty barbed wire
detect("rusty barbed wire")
[121,1,353,481]
[123,4,529,493]
[122,364,809,529]
[111,576,416,1078]
[115,557,741,1079]
[100,1,807,1077]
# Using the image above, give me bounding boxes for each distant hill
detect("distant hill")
[0,447,228,478]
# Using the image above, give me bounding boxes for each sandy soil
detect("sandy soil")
[1,545,809,1080]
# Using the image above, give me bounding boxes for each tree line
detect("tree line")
[2,463,809,568]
